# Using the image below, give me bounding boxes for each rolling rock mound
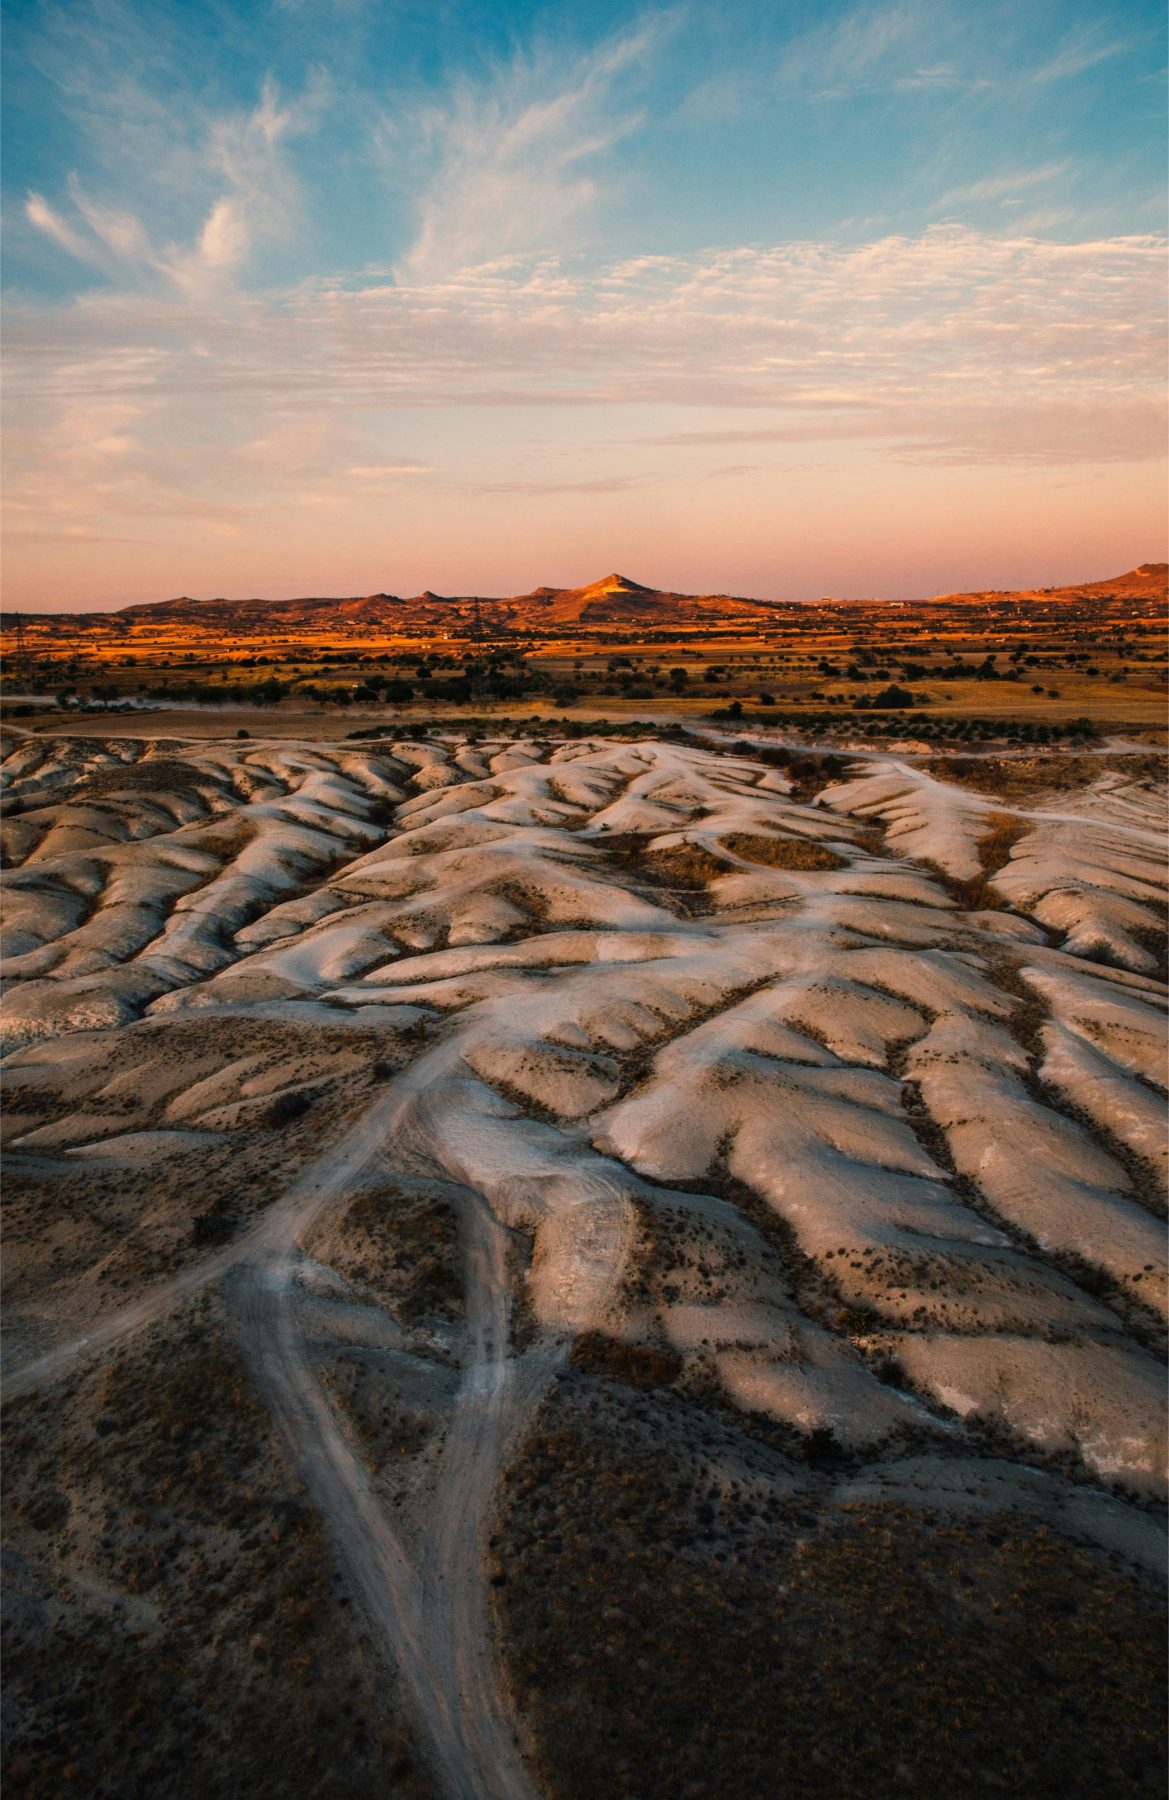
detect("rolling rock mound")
[10,569,778,640]
[2,726,1167,1799]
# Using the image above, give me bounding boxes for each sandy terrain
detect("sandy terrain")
[2,723,1166,1797]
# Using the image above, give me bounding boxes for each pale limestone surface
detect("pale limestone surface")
[3,728,1166,1508]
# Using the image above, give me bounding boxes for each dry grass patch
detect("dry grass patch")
[924,812,1030,912]
[603,831,726,883]
[307,1185,464,1327]
[977,810,1030,877]
[925,752,1165,801]
[649,842,729,884]
[192,816,259,859]
[722,831,847,871]
[569,1330,682,1389]
[67,756,212,803]
[600,832,727,907]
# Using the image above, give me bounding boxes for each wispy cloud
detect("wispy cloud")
[468,473,653,497]
[931,160,1072,212]
[634,396,1168,467]
[347,463,433,478]
[776,1,1133,101]
[24,75,314,296]
[779,1,958,100]
[24,193,94,262]
[5,224,1164,569]
[1028,21,1129,84]
[385,16,673,279]
[6,527,153,545]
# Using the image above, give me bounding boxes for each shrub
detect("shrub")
[266,1089,313,1127]
[190,1205,234,1246]
[804,1424,844,1468]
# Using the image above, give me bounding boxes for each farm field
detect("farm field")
[3,566,1166,747]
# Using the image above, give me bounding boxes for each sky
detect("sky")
[2,0,1166,610]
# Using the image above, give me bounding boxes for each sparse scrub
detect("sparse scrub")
[601,831,726,905]
[569,1330,682,1389]
[2,1309,434,1800]
[265,1087,314,1126]
[722,830,848,870]
[3,715,1166,1800]
[306,1185,464,1327]
[492,1380,1167,1800]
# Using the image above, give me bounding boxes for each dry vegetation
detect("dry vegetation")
[3,1303,433,1800]
[3,563,1165,745]
[924,752,1167,799]
[722,831,848,870]
[308,1185,464,1329]
[492,1377,1166,1800]
[600,832,726,906]
[922,811,1033,911]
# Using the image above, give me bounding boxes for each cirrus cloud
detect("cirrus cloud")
[3,224,1164,580]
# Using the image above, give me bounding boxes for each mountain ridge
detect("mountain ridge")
[3,564,1164,630]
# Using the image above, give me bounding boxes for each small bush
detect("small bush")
[873,1354,909,1389]
[266,1088,313,1127]
[191,1206,234,1246]
[804,1424,844,1468]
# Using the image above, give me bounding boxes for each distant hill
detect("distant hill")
[3,566,1164,637]
[929,564,1169,607]
[502,572,774,626]
[6,572,783,636]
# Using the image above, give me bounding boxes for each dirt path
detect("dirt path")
[3,1205,285,1401]
[2,1092,399,1401]
[226,1026,641,1799]
[4,1074,546,1797]
[6,727,1166,1793]
[226,1059,548,1800]
[419,1195,557,1800]
[3,1026,631,1799]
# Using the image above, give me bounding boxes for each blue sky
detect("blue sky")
[2,0,1166,606]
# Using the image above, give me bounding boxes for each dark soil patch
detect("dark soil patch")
[492,1380,1167,1800]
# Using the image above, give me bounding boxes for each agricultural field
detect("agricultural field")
[2,567,1166,748]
